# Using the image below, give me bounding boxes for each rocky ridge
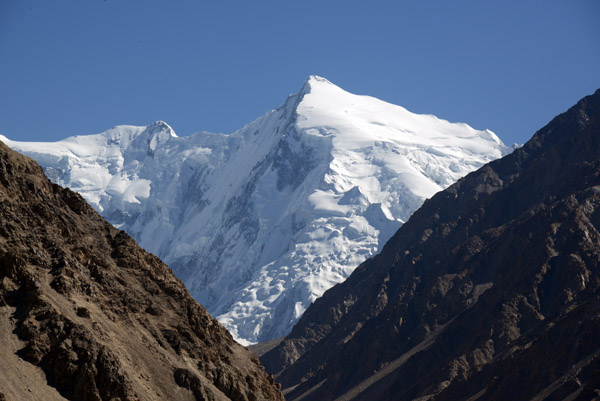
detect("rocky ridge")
[0,141,283,400]
[261,90,600,400]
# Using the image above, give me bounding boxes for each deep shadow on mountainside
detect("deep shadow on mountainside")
[0,141,283,400]
[261,90,600,401]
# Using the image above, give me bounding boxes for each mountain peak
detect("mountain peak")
[145,120,178,138]
[299,75,340,96]
[134,120,178,155]
[4,80,510,345]
[306,75,334,85]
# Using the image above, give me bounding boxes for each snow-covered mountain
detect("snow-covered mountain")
[1,76,510,344]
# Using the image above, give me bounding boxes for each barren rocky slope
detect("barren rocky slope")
[0,141,283,400]
[261,90,600,400]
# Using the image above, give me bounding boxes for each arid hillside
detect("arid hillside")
[0,141,283,401]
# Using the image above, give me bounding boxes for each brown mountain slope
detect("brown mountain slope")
[261,90,600,401]
[0,141,283,401]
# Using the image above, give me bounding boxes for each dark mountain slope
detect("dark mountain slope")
[0,141,283,401]
[262,90,600,401]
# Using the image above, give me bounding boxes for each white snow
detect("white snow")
[1,76,511,345]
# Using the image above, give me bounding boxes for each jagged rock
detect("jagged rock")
[0,141,283,401]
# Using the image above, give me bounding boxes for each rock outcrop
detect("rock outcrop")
[261,90,600,400]
[0,141,283,400]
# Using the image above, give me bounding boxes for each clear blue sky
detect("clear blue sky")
[1,0,599,146]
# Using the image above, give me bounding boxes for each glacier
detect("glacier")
[1,76,511,344]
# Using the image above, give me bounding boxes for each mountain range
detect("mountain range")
[260,89,600,400]
[1,76,510,344]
